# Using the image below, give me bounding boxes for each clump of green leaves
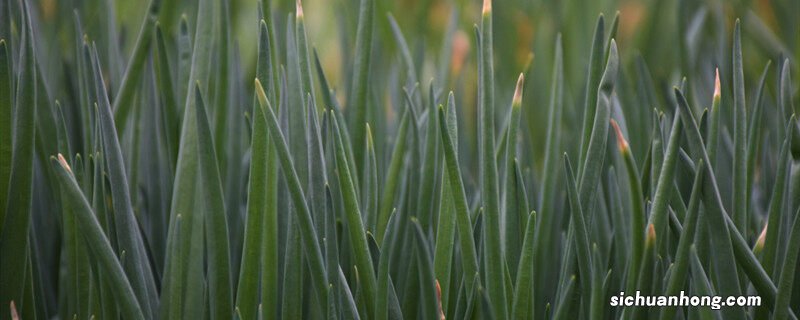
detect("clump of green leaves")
[1,0,799,319]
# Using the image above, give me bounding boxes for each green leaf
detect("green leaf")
[775,207,800,320]
[387,13,418,92]
[154,24,180,171]
[533,34,563,314]
[511,211,536,319]
[331,110,378,317]
[50,155,144,320]
[376,106,410,241]
[437,104,480,298]
[161,0,216,315]
[478,2,507,317]
[256,79,328,307]
[563,154,592,311]
[578,14,605,165]
[760,118,795,280]
[731,19,748,233]
[112,0,157,132]
[579,40,617,208]
[673,88,746,320]
[255,18,281,320]
[194,86,233,319]
[611,119,646,295]
[282,216,304,319]
[659,160,705,320]
[552,275,577,320]
[411,217,438,319]
[690,246,718,320]
[90,44,157,318]
[433,94,457,315]
[348,0,375,173]
[0,40,11,225]
[503,75,525,274]
[0,6,36,316]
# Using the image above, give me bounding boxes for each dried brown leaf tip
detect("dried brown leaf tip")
[713,68,721,99]
[754,223,767,253]
[645,223,656,247]
[9,301,18,320]
[610,119,629,154]
[435,279,445,320]
[254,78,268,107]
[512,73,524,108]
[57,153,72,175]
[296,0,304,19]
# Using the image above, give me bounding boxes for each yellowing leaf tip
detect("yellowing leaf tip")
[57,153,72,174]
[296,0,304,19]
[610,119,629,154]
[512,73,524,107]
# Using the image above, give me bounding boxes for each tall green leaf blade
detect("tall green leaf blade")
[253,18,281,320]
[775,207,800,320]
[760,119,795,281]
[295,0,316,111]
[161,0,215,315]
[673,88,746,320]
[578,15,605,165]
[90,44,157,318]
[348,0,375,173]
[610,119,645,295]
[689,246,719,320]
[376,107,410,241]
[478,2,507,317]
[646,111,682,257]
[731,19,747,233]
[307,95,327,236]
[503,75,525,274]
[256,79,328,307]
[112,0,157,131]
[51,155,144,320]
[578,40,617,209]
[332,111,377,317]
[433,94,457,315]
[659,160,705,320]
[437,104,480,298]
[411,217,439,318]
[282,216,304,319]
[0,6,35,316]
[0,40,10,227]
[563,154,592,312]
[154,24,180,171]
[193,86,233,319]
[511,211,536,319]
[533,35,563,315]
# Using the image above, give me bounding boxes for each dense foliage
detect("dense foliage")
[0,0,799,319]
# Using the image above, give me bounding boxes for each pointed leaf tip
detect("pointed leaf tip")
[714,68,721,99]
[57,153,73,174]
[646,224,656,247]
[255,78,268,107]
[755,223,767,253]
[512,73,524,107]
[436,279,445,320]
[482,0,491,14]
[296,0,304,18]
[9,301,18,320]
[610,119,629,154]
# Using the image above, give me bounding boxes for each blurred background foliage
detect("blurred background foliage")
[20,0,799,167]
[1,0,799,318]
